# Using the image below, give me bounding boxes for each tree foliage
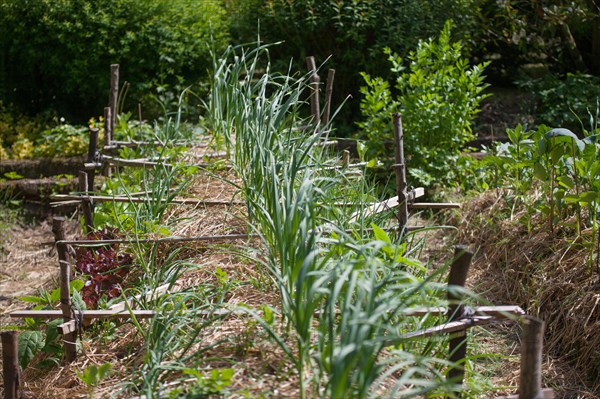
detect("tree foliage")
[0,0,229,121]
[226,0,482,129]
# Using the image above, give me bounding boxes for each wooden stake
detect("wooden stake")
[104,106,113,177]
[342,150,350,167]
[447,245,474,390]
[52,217,77,362]
[519,317,545,399]
[78,171,94,233]
[104,106,112,147]
[306,56,320,126]
[323,69,335,126]
[109,64,119,136]
[86,127,99,191]
[1,330,20,399]
[393,113,409,231]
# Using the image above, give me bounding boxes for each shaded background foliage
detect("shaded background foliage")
[225,0,482,131]
[0,0,599,130]
[0,0,229,122]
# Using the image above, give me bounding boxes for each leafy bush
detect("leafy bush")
[517,73,600,130]
[226,0,482,129]
[357,22,489,187]
[6,122,87,159]
[0,0,229,121]
[471,0,600,80]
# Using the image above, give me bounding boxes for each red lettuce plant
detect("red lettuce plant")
[75,230,133,308]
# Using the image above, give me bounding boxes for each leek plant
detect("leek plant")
[207,42,460,398]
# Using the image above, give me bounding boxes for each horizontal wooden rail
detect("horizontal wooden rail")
[497,389,555,399]
[50,194,243,207]
[409,202,461,209]
[10,309,156,320]
[350,189,424,222]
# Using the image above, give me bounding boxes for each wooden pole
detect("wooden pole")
[519,317,545,399]
[342,150,350,167]
[306,56,320,126]
[323,69,335,126]
[86,127,99,191]
[103,107,113,177]
[78,171,94,233]
[1,330,20,399]
[393,113,409,231]
[52,217,77,362]
[109,64,119,137]
[447,245,474,390]
[104,106,112,147]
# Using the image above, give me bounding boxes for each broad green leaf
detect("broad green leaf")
[578,191,597,204]
[18,330,44,368]
[557,175,575,189]
[18,296,45,304]
[370,223,391,244]
[49,287,61,303]
[544,128,585,152]
[70,279,85,293]
[564,194,580,204]
[96,363,112,380]
[533,162,548,180]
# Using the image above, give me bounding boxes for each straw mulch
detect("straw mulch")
[456,189,600,396]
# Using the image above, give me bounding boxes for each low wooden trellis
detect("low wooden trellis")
[1,63,553,399]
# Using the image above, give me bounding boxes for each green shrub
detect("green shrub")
[226,0,482,130]
[517,73,600,130]
[357,21,489,187]
[0,0,229,121]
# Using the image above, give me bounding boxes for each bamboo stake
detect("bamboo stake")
[447,245,474,390]
[52,217,77,362]
[393,113,409,231]
[323,69,335,126]
[549,134,556,236]
[78,171,94,233]
[306,56,320,125]
[1,330,20,399]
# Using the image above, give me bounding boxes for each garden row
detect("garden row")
[2,46,556,398]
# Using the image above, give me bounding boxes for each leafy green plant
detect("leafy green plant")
[358,21,489,187]
[170,368,234,398]
[12,280,85,368]
[517,73,600,130]
[77,363,112,399]
[227,0,482,127]
[207,41,471,398]
[0,0,229,121]
[475,121,600,270]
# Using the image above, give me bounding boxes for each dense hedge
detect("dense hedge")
[0,0,229,121]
